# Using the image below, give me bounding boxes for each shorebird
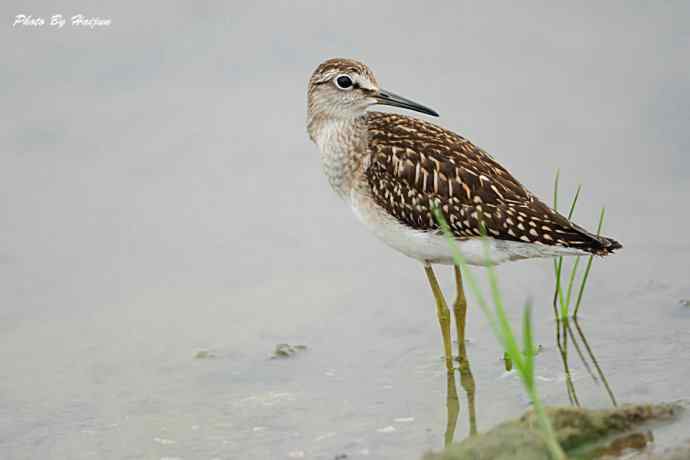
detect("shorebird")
[306,58,621,369]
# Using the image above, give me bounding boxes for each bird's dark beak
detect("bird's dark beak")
[374,89,439,117]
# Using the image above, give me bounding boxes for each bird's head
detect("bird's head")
[307,58,438,122]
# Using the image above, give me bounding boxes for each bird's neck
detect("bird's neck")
[308,113,369,199]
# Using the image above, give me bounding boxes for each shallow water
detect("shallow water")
[2,2,690,459]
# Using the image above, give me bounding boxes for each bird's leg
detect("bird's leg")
[452,265,468,360]
[424,263,453,370]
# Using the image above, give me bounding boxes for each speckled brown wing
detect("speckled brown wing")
[365,112,621,255]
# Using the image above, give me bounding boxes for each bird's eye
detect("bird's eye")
[335,75,353,90]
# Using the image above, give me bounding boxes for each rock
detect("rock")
[271,343,308,359]
[423,403,682,460]
[194,349,217,359]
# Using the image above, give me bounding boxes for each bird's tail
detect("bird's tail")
[570,224,622,256]
[592,235,622,255]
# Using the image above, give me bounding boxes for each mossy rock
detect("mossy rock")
[424,404,681,460]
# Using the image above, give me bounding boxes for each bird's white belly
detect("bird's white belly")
[349,188,585,266]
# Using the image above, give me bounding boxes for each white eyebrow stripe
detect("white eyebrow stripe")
[354,74,376,90]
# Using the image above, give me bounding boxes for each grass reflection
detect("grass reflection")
[554,316,617,408]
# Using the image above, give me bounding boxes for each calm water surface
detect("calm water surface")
[2,3,689,459]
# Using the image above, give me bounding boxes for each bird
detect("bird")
[306,58,621,369]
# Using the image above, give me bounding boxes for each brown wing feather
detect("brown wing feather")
[365,112,621,255]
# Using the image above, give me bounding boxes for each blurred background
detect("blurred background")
[1,2,689,459]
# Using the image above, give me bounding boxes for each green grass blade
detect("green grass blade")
[477,222,527,372]
[564,256,581,309]
[522,303,535,387]
[573,255,594,318]
[573,207,606,317]
[433,208,565,459]
[552,170,563,316]
[531,391,567,460]
[567,185,582,220]
[433,209,526,371]
[431,209,494,331]
[554,256,565,311]
[553,169,560,212]
[553,178,584,319]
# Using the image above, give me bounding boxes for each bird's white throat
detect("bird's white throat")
[311,116,368,199]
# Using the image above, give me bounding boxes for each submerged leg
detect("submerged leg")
[452,265,477,435]
[424,263,453,370]
[458,351,478,436]
[444,370,460,446]
[453,265,468,359]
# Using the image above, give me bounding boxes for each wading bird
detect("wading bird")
[306,58,621,369]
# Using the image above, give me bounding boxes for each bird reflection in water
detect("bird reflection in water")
[443,267,477,446]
